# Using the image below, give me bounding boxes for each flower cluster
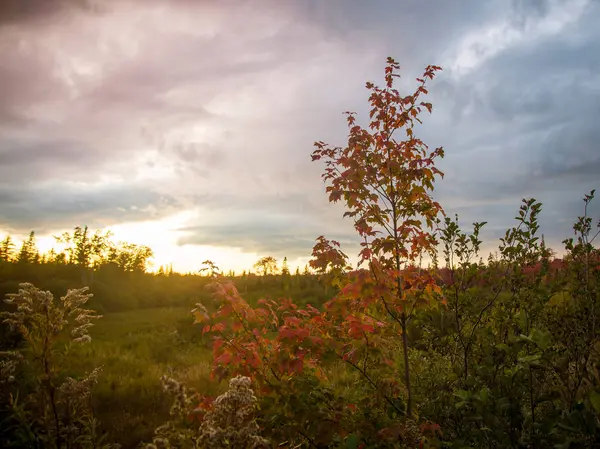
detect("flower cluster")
[57,366,103,410]
[2,283,101,347]
[147,375,269,449]
[197,375,269,449]
[0,350,22,389]
[1,283,110,448]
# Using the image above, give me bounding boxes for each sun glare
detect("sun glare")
[2,209,314,275]
[104,212,269,274]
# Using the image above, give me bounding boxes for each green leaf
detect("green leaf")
[517,334,535,345]
[495,343,510,352]
[455,401,467,410]
[518,354,541,365]
[536,390,561,404]
[478,388,489,404]
[531,328,551,350]
[454,389,470,401]
[589,390,600,414]
[515,309,528,330]
[345,434,360,449]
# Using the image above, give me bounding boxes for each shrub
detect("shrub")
[146,375,269,449]
[0,283,114,448]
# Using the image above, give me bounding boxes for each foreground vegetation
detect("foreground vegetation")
[1,58,599,448]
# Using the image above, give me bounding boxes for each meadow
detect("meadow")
[0,262,334,448]
[68,307,215,447]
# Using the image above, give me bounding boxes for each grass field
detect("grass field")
[66,306,222,448]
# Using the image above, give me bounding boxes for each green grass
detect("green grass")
[66,307,222,448]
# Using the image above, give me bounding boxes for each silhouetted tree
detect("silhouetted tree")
[56,225,113,283]
[110,242,153,272]
[18,231,39,264]
[253,256,278,276]
[0,236,15,262]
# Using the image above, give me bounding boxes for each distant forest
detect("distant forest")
[0,225,334,316]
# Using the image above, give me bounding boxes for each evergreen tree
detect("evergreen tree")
[18,231,39,264]
[0,235,15,262]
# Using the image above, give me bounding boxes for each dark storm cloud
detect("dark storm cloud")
[301,0,490,57]
[405,0,600,257]
[0,138,108,183]
[170,142,227,177]
[178,221,356,258]
[174,190,357,259]
[185,192,331,216]
[0,0,97,26]
[0,183,180,234]
[0,41,63,126]
[0,134,181,233]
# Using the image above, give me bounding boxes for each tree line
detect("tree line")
[1,226,153,275]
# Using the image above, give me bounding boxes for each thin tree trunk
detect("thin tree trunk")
[401,313,412,417]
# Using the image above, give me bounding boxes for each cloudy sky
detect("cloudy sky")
[0,0,598,273]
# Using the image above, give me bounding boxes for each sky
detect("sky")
[0,0,598,273]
